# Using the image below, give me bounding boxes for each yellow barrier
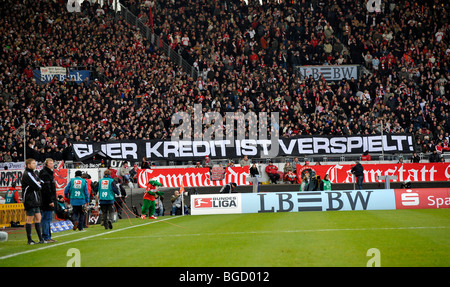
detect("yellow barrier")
[0,204,27,228]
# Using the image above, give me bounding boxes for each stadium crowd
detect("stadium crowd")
[0,0,449,163]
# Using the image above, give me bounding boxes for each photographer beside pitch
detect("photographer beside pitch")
[65,170,89,231]
[98,170,120,230]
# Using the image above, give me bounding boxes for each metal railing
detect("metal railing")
[62,151,449,169]
[115,4,198,79]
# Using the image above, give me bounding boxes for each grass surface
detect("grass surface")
[1,209,449,267]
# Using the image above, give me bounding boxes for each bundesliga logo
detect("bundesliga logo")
[194,197,238,208]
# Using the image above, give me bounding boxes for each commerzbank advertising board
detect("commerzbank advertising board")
[190,189,450,215]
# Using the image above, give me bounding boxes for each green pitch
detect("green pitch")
[1,209,449,267]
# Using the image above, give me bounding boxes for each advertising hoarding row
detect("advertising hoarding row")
[190,188,450,215]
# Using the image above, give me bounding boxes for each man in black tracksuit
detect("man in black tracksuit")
[22,158,45,245]
[39,158,57,243]
[351,161,364,190]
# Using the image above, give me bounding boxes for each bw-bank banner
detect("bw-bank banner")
[72,134,415,161]
[34,69,90,84]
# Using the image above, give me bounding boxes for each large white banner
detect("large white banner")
[73,134,415,161]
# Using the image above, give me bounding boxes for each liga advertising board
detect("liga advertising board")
[190,193,242,215]
[296,162,450,184]
[191,189,396,215]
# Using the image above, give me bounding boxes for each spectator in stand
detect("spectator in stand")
[107,166,118,179]
[411,152,420,163]
[283,162,296,183]
[141,157,151,169]
[361,151,371,161]
[429,150,440,163]
[442,139,450,152]
[203,155,211,169]
[435,142,443,154]
[265,161,280,184]
[292,158,301,172]
[129,164,139,183]
[249,163,259,177]
[239,155,251,167]
[118,162,132,183]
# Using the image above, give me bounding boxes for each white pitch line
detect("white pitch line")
[2,223,449,260]
[0,216,181,261]
[87,226,450,241]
